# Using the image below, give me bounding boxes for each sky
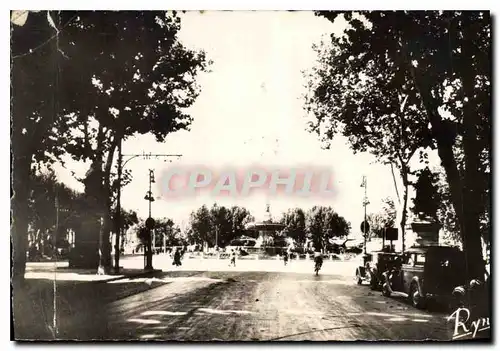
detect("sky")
[52,11,438,235]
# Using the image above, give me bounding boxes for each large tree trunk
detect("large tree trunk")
[97,214,112,274]
[409,67,484,280]
[97,139,118,274]
[459,18,487,280]
[11,156,31,286]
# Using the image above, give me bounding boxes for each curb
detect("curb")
[99,269,163,284]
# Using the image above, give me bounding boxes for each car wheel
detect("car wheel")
[410,283,425,309]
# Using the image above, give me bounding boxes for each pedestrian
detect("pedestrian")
[173,247,182,266]
[313,250,323,275]
[283,250,289,266]
[230,249,236,267]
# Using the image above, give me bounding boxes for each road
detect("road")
[68,257,454,341]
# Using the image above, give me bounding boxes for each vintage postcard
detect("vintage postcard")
[11,9,491,342]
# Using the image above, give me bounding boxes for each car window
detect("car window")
[402,253,413,265]
[415,254,426,266]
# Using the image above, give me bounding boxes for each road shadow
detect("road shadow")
[12,275,170,341]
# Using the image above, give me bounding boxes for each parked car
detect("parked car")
[451,266,490,316]
[355,251,403,290]
[381,246,466,309]
[342,238,364,254]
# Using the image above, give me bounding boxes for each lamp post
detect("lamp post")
[114,149,181,273]
[144,169,155,270]
[114,141,123,273]
[361,176,370,254]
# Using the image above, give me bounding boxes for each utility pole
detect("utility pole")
[53,188,59,337]
[115,151,182,273]
[361,176,369,254]
[144,169,155,270]
[114,140,123,273]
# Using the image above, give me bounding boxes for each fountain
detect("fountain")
[230,203,286,255]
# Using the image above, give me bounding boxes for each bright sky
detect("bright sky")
[53,11,438,234]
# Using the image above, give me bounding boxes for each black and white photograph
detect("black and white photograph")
[10,7,492,342]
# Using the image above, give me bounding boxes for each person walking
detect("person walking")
[173,247,182,266]
[229,249,236,267]
[283,250,289,266]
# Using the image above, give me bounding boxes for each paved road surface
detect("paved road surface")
[68,262,454,341]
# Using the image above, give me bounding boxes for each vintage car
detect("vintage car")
[451,267,490,314]
[381,246,466,309]
[355,251,403,290]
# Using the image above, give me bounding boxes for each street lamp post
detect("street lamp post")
[144,169,155,270]
[361,176,370,254]
[114,141,123,273]
[114,150,182,273]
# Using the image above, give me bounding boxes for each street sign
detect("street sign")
[360,220,370,234]
[385,228,398,241]
[145,217,156,230]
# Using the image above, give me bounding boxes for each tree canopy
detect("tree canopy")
[187,204,254,247]
[307,11,490,279]
[305,206,351,251]
[11,11,210,279]
[367,198,397,238]
[279,208,307,244]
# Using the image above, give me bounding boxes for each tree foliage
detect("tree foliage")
[27,170,141,258]
[149,217,184,248]
[305,206,350,251]
[11,11,210,276]
[187,204,254,247]
[58,11,209,161]
[367,198,397,238]
[188,205,212,246]
[11,11,69,281]
[304,11,434,250]
[279,208,307,244]
[57,11,209,271]
[309,11,490,279]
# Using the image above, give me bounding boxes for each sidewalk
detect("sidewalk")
[24,261,162,282]
[13,262,166,340]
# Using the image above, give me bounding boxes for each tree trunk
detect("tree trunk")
[459,18,487,280]
[11,157,31,285]
[398,163,410,252]
[97,211,112,274]
[97,139,118,274]
[409,65,484,280]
